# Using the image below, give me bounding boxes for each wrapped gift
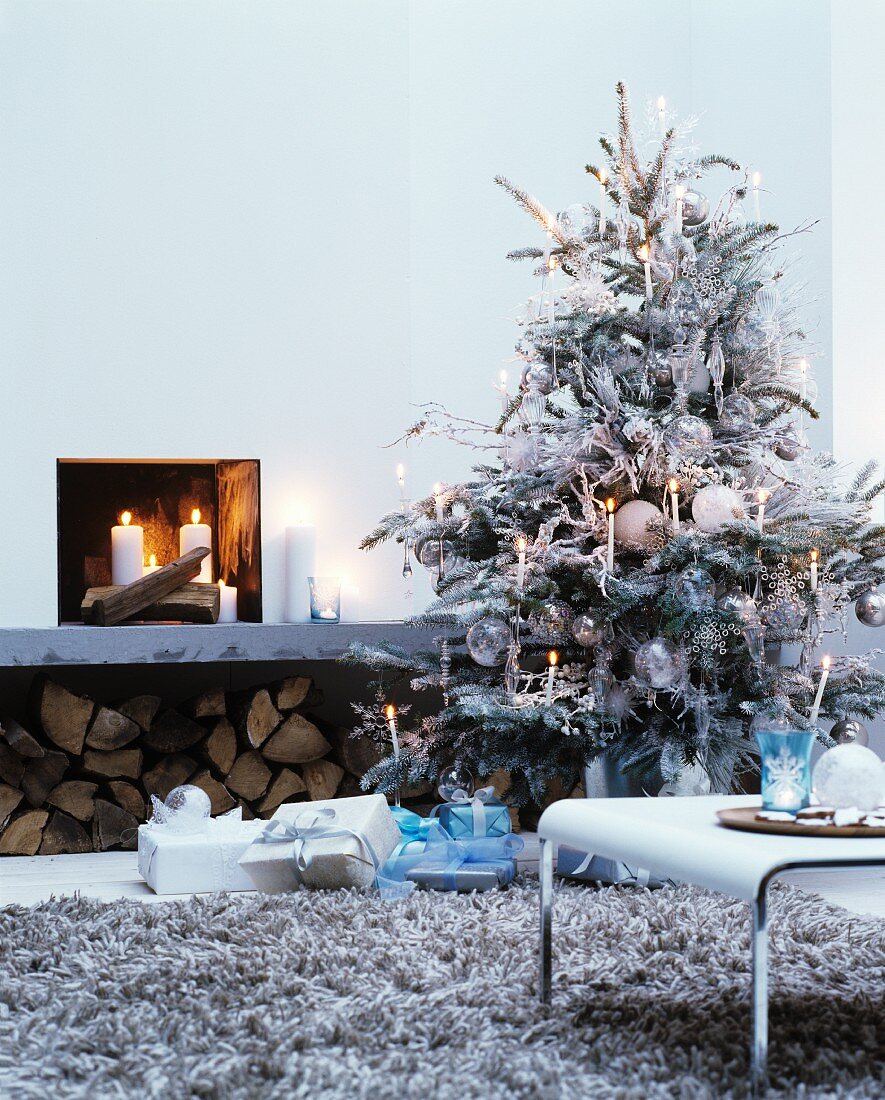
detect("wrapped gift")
[431,786,510,839]
[138,808,264,894]
[238,794,400,892]
[556,845,668,888]
[377,826,523,898]
[406,857,516,892]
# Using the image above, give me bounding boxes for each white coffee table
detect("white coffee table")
[537,794,885,1093]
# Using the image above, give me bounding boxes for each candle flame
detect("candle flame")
[516,535,527,553]
[191,508,201,524]
[637,244,649,263]
[598,167,607,185]
[606,498,616,514]
[120,511,132,527]
[810,549,819,563]
[148,554,156,567]
[218,578,226,588]
[657,95,666,112]
[548,254,557,272]
[385,704,396,720]
[757,488,771,504]
[821,655,831,670]
[752,170,762,188]
[548,650,559,667]
[668,478,680,493]
[674,184,685,200]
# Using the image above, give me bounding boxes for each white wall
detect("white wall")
[0,1,852,634]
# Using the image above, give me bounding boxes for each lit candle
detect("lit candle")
[497,369,509,415]
[179,508,212,583]
[799,358,808,402]
[606,498,616,572]
[396,464,407,506]
[434,482,445,523]
[217,578,238,623]
[668,478,681,534]
[752,170,761,222]
[756,489,770,534]
[385,703,401,807]
[638,244,653,300]
[809,655,831,728]
[142,553,160,577]
[515,535,527,591]
[674,183,685,235]
[809,549,819,593]
[111,511,143,585]
[284,520,317,623]
[598,168,607,235]
[657,95,666,138]
[545,650,558,705]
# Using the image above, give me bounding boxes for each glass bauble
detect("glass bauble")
[558,203,592,236]
[717,587,757,622]
[465,617,512,667]
[527,600,573,643]
[612,500,664,548]
[634,637,683,690]
[674,566,715,608]
[680,189,709,226]
[691,484,746,533]
[418,539,461,575]
[572,612,604,647]
[812,744,884,812]
[762,596,806,633]
[774,435,803,461]
[437,764,474,802]
[650,350,673,388]
[520,360,555,395]
[161,785,211,834]
[854,589,885,628]
[718,392,757,430]
[829,718,870,748]
[663,415,713,460]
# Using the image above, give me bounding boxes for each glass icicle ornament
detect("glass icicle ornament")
[742,618,768,665]
[590,663,613,705]
[504,641,521,702]
[438,637,451,706]
[402,539,413,579]
[668,325,693,410]
[706,330,727,414]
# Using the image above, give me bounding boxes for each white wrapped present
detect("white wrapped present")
[238,794,400,892]
[138,808,265,895]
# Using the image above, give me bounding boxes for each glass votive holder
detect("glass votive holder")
[754,728,814,812]
[308,577,341,623]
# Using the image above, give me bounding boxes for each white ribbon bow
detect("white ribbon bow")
[448,786,497,836]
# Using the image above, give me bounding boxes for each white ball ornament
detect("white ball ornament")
[691,485,746,533]
[613,500,664,548]
[812,744,884,812]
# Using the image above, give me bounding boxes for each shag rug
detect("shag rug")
[1,880,882,1099]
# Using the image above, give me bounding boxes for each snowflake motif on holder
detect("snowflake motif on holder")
[682,257,725,305]
[685,610,739,669]
[763,745,807,803]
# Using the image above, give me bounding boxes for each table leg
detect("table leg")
[539,836,553,1004]
[751,886,769,1095]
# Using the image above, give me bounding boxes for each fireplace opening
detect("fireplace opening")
[57,459,262,624]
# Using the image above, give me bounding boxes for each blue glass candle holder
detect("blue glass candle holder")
[308,577,341,623]
[754,729,814,812]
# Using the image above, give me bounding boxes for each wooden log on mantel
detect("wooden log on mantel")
[80,547,212,626]
[81,582,219,626]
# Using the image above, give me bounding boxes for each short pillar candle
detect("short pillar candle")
[180,509,212,583]
[218,579,238,623]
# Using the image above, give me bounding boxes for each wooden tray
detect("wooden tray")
[717,805,885,838]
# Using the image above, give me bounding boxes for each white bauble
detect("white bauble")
[812,744,884,812]
[613,500,664,548]
[691,485,746,533]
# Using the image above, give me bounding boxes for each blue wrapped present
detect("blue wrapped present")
[406,857,516,892]
[430,786,511,839]
[377,823,523,898]
[557,845,668,887]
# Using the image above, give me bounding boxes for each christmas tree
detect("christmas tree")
[347,83,885,808]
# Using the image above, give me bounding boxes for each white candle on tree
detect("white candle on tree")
[515,535,527,591]
[809,549,819,593]
[752,170,762,222]
[809,655,831,727]
[111,511,143,585]
[606,498,616,571]
[385,703,401,806]
[497,369,509,415]
[668,478,681,534]
[217,578,238,623]
[396,464,407,506]
[598,168,607,235]
[638,244,653,300]
[434,483,445,523]
[545,650,558,705]
[756,489,770,534]
[674,183,685,235]
[179,508,212,582]
[657,95,666,138]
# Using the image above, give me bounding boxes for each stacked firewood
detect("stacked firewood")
[0,674,369,855]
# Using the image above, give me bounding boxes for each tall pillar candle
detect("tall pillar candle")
[340,580,361,623]
[111,511,143,585]
[179,509,213,582]
[285,523,317,622]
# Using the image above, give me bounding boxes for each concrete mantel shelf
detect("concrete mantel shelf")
[0,622,438,668]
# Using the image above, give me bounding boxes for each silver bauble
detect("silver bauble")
[718,392,757,430]
[854,589,885,628]
[418,539,461,574]
[651,351,673,388]
[774,435,803,461]
[465,617,512,667]
[663,414,714,460]
[829,718,870,748]
[674,566,716,608]
[612,499,664,548]
[572,612,604,647]
[680,189,710,227]
[691,484,746,533]
[527,600,573,643]
[438,764,474,802]
[521,360,555,395]
[634,637,683,690]
[717,587,757,622]
[762,595,806,633]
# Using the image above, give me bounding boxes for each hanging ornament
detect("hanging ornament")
[762,595,806,633]
[691,484,746,532]
[854,589,885,628]
[465,617,512,667]
[401,540,413,579]
[686,608,739,669]
[520,360,555,395]
[741,618,767,664]
[572,612,605,647]
[503,425,536,472]
[675,566,716,608]
[680,189,709,226]
[418,539,461,575]
[717,587,758,622]
[812,745,884,812]
[590,663,613,704]
[437,764,474,802]
[683,256,725,306]
[718,392,757,430]
[504,641,521,701]
[612,499,664,548]
[663,415,714,460]
[519,377,547,428]
[438,637,451,706]
[829,718,870,748]
[706,331,727,414]
[634,637,683,690]
[774,435,803,461]
[527,600,574,643]
[650,349,673,388]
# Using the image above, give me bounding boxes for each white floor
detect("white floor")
[2,841,884,916]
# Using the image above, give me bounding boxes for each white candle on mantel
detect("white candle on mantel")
[284,522,317,623]
[606,498,616,572]
[111,511,143,585]
[217,578,238,623]
[756,489,770,534]
[598,168,608,235]
[434,483,445,523]
[545,650,558,705]
[668,478,681,534]
[515,535,527,591]
[340,579,361,623]
[674,183,685,235]
[809,549,819,593]
[809,655,831,727]
[142,553,160,577]
[180,508,212,582]
[638,244,653,300]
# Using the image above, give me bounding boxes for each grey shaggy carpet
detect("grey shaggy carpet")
[0,880,882,1100]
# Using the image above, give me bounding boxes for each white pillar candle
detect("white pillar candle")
[638,244,653,300]
[598,169,607,235]
[179,508,212,582]
[515,536,527,591]
[668,479,681,535]
[756,489,770,534]
[752,171,761,222]
[217,579,238,623]
[606,499,616,572]
[142,553,160,577]
[385,704,401,807]
[809,549,819,593]
[674,183,685,235]
[396,464,407,507]
[809,655,831,727]
[545,651,558,705]
[497,369,509,415]
[434,483,445,523]
[284,523,317,623]
[111,511,144,586]
[340,580,361,623]
[657,95,666,138]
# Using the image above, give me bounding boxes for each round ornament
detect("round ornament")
[663,415,714,460]
[774,435,803,461]
[717,587,758,622]
[466,617,512,667]
[718,392,757,430]
[572,612,605,647]
[674,565,716,608]
[162,785,212,834]
[558,203,592,236]
[691,484,746,533]
[651,351,673,388]
[418,539,460,575]
[437,764,474,802]
[634,637,683,690]
[680,189,710,227]
[527,600,573,643]
[762,595,806,633]
[612,499,664,548]
[812,744,884,812]
[520,360,555,395]
[829,718,870,748]
[854,589,885,628]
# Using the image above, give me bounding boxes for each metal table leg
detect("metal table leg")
[539,836,553,1004]
[751,885,768,1095]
